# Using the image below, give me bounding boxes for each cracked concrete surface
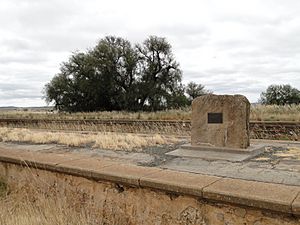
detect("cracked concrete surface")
[0,139,299,186]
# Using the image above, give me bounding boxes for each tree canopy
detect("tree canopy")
[260,84,300,105]
[44,36,210,112]
[185,81,211,102]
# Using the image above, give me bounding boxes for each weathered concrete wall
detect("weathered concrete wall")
[0,162,299,225]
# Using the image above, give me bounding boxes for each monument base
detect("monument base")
[166,144,265,162]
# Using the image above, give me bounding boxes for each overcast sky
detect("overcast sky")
[1,0,300,106]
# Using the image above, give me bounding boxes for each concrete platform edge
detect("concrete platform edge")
[0,149,299,217]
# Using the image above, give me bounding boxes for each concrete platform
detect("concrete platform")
[0,140,299,186]
[0,145,300,217]
[166,143,265,162]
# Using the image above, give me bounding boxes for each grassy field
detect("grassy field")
[0,104,300,121]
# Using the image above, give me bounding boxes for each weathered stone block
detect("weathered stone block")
[191,94,250,149]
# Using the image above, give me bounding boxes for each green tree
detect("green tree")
[91,36,139,111]
[44,35,186,112]
[44,36,138,112]
[136,36,182,111]
[44,52,97,112]
[167,84,189,108]
[185,82,211,102]
[260,84,300,105]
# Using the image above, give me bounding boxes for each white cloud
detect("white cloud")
[0,0,300,106]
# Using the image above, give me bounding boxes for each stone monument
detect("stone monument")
[167,94,265,161]
[191,94,250,149]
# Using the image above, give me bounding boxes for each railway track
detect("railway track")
[0,118,299,140]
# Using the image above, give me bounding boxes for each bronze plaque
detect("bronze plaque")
[208,113,223,124]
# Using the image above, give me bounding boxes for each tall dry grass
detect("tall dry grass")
[1,104,300,121]
[0,108,192,121]
[250,104,300,121]
[0,127,179,151]
[0,180,6,198]
[0,195,94,225]
[0,180,100,225]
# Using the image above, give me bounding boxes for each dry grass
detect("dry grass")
[0,120,192,136]
[250,104,300,121]
[0,108,192,121]
[0,180,7,198]
[0,127,178,151]
[0,165,111,225]
[0,185,99,225]
[1,104,300,121]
